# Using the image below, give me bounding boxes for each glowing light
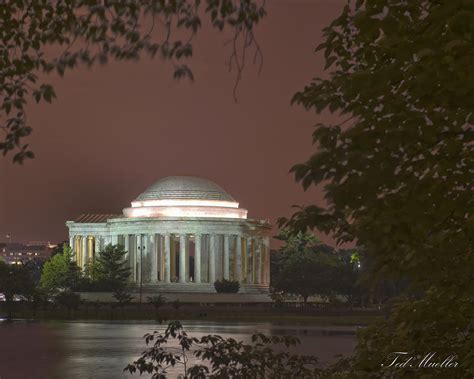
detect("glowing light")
[131,199,240,208]
[123,205,248,219]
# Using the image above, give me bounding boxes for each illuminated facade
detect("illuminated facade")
[66,176,271,293]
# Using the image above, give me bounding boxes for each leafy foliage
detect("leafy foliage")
[93,243,131,291]
[280,0,474,377]
[0,0,266,163]
[331,249,365,307]
[50,241,68,257]
[214,278,240,293]
[0,260,35,303]
[125,320,324,378]
[82,259,103,282]
[271,230,340,304]
[40,244,81,294]
[55,290,82,318]
[113,288,134,308]
[147,295,168,309]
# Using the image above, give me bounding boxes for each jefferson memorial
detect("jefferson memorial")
[66,176,271,293]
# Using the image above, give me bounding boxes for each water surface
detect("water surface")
[0,320,356,378]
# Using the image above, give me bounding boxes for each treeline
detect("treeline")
[271,230,406,307]
[0,243,132,319]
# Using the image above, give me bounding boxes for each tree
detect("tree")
[55,290,82,318]
[214,279,240,293]
[271,230,339,305]
[125,320,323,378]
[40,244,81,294]
[113,288,134,315]
[29,288,49,318]
[50,241,68,257]
[147,295,167,310]
[0,260,35,319]
[147,295,168,320]
[82,259,103,282]
[95,244,130,291]
[334,249,365,308]
[0,1,266,163]
[280,1,474,377]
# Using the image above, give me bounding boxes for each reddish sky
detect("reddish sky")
[0,0,344,246]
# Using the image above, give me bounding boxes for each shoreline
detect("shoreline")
[0,305,382,327]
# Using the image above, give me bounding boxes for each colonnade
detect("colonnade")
[71,233,270,286]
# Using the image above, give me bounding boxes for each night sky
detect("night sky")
[0,1,344,245]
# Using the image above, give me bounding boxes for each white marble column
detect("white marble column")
[185,236,190,280]
[111,234,118,246]
[235,235,242,282]
[124,234,129,262]
[69,236,74,250]
[223,234,230,280]
[122,235,130,279]
[164,234,171,283]
[264,237,270,285]
[255,238,262,284]
[194,234,201,283]
[135,234,141,284]
[82,236,88,269]
[246,237,253,283]
[142,234,148,283]
[94,236,100,256]
[72,237,77,262]
[104,235,112,247]
[209,234,216,283]
[179,234,186,283]
[129,235,135,282]
[151,234,158,283]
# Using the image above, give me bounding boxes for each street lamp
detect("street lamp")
[138,242,144,305]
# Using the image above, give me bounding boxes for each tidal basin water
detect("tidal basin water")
[0,320,357,379]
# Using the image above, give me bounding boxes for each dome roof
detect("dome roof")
[135,176,235,202]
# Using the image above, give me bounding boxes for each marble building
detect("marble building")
[66,176,271,293]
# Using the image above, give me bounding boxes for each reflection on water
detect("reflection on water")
[0,320,356,379]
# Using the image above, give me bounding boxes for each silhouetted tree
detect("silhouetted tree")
[125,321,322,378]
[214,279,240,293]
[147,295,167,310]
[0,1,266,163]
[271,230,339,305]
[29,288,49,318]
[113,288,134,316]
[333,249,366,308]
[280,1,474,376]
[0,260,35,319]
[55,290,81,318]
[147,295,167,320]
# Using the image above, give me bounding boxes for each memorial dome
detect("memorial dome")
[135,176,235,202]
[124,176,247,219]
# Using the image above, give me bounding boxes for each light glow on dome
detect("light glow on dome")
[123,206,248,219]
[131,199,240,208]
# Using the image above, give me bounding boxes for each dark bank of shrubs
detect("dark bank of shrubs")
[214,279,240,293]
